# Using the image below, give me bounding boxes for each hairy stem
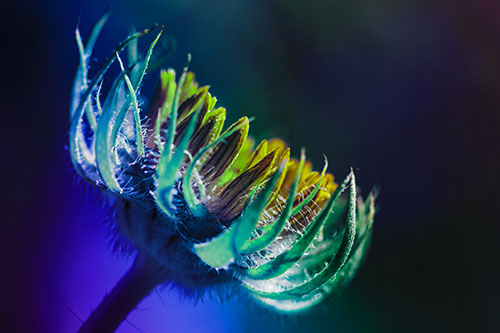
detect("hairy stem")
[78,251,169,333]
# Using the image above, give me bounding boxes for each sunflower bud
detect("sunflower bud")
[70,14,375,316]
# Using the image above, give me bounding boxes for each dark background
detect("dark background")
[2,0,499,332]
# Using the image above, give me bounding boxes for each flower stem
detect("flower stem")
[78,251,169,333]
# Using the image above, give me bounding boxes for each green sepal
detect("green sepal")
[181,117,246,218]
[70,22,156,184]
[71,10,110,117]
[116,53,144,156]
[69,12,111,176]
[95,81,104,116]
[290,156,328,217]
[83,9,110,60]
[161,55,190,158]
[153,69,177,148]
[70,25,156,125]
[239,170,351,280]
[239,149,306,255]
[192,161,285,268]
[252,227,372,313]
[155,107,200,217]
[95,77,132,193]
[94,28,162,193]
[232,161,286,251]
[75,28,97,131]
[115,28,164,157]
[241,171,360,299]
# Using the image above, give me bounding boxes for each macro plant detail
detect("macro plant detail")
[70,13,375,332]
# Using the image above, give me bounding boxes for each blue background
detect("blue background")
[2,0,500,332]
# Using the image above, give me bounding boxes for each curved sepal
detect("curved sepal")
[239,149,306,255]
[290,156,329,216]
[181,117,247,218]
[70,21,156,185]
[239,169,351,280]
[241,171,364,300]
[155,107,200,217]
[252,226,372,313]
[193,161,286,268]
[94,28,162,194]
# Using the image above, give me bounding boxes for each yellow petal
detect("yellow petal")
[297,171,321,195]
[145,69,176,149]
[244,139,268,171]
[267,138,287,157]
[179,71,198,103]
[177,86,209,124]
[188,107,226,156]
[209,149,278,221]
[267,147,290,199]
[287,173,338,233]
[217,137,256,185]
[200,93,217,125]
[200,117,249,183]
[278,158,299,199]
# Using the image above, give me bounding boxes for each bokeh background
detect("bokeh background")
[2,0,500,332]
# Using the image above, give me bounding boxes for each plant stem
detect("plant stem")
[78,251,169,333]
